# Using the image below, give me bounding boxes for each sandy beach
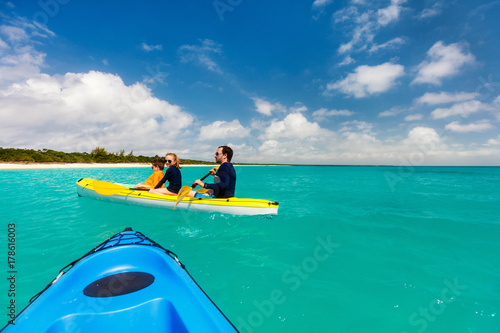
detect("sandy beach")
[0,163,150,170]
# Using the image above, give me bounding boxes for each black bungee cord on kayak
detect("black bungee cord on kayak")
[28,228,184,303]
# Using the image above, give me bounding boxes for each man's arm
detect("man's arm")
[205,165,229,196]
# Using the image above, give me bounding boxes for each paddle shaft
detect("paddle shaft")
[191,172,212,188]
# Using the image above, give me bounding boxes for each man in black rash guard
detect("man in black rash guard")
[189,146,236,198]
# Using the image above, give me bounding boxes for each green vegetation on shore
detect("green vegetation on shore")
[0,147,212,165]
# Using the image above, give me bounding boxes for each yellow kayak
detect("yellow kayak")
[76,178,279,215]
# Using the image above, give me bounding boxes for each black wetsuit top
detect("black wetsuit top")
[206,162,236,198]
[155,166,182,193]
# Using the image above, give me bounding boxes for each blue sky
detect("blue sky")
[1,0,499,165]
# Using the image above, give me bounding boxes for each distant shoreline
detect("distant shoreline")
[0,162,148,170]
[0,162,276,170]
[1,162,496,170]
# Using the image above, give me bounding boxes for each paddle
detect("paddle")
[93,180,150,196]
[174,167,217,210]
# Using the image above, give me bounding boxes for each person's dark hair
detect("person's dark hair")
[219,145,233,162]
[151,157,165,171]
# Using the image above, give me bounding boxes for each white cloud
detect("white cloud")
[378,106,404,117]
[313,108,355,122]
[179,39,223,74]
[238,98,500,165]
[338,40,356,55]
[445,121,494,133]
[326,62,404,98]
[31,22,56,39]
[252,97,285,116]
[1,14,55,42]
[0,71,194,153]
[0,36,8,48]
[338,55,355,66]
[141,42,162,52]
[0,25,29,42]
[412,41,475,85]
[236,117,500,165]
[377,0,407,26]
[0,23,47,86]
[369,37,405,53]
[416,91,479,105]
[289,102,308,113]
[251,123,499,166]
[334,1,407,56]
[404,126,442,146]
[258,140,284,155]
[486,135,500,146]
[0,51,45,85]
[417,2,443,20]
[312,0,333,8]
[342,131,379,145]
[339,120,374,134]
[333,6,359,24]
[262,113,323,139]
[431,100,491,119]
[336,9,375,55]
[198,119,251,140]
[405,114,424,121]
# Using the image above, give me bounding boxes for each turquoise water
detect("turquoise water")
[1,166,499,332]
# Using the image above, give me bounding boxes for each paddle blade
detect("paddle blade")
[93,181,128,196]
[195,188,210,194]
[174,186,192,210]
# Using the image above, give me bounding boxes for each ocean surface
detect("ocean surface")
[0,165,499,332]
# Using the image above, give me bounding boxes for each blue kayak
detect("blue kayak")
[2,228,237,332]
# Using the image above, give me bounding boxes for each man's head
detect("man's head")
[215,145,233,163]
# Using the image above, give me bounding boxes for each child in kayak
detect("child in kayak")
[135,157,165,189]
[149,153,182,195]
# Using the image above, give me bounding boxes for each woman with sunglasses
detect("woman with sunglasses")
[149,153,182,195]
